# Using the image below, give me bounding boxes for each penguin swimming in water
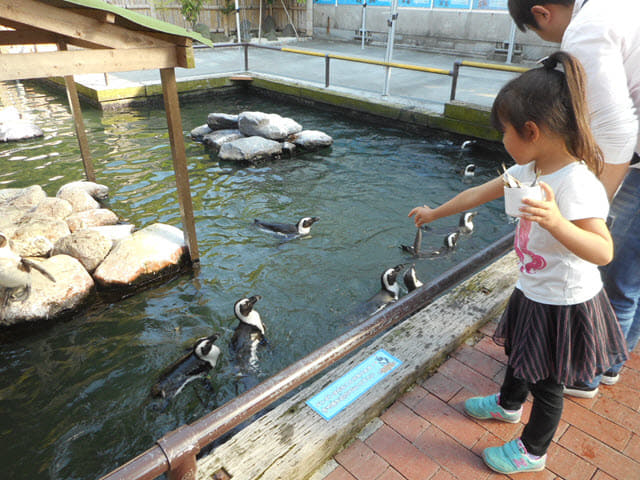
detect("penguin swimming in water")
[253,217,319,239]
[0,232,55,308]
[403,264,423,292]
[230,295,266,376]
[401,229,459,258]
[151,334,221,399]
[461,163,476,179]
[457,211,478,234]
[421,211,478,235]
[348,265,404,321]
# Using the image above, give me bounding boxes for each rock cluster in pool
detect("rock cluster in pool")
[0,181,188,327]
[191,111,333,162]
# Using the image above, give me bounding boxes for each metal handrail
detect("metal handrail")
[99,231,514,480]
[450,59,530,101]
[209,42,452,89]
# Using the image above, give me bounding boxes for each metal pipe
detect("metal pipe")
[325,55,330,88]
[99,232,514,480]
[450,60,461,101]
[244,43,249,72]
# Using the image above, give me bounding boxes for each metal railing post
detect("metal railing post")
[325,54,330,88]
[243,43,249,72]
[450,60,461,101]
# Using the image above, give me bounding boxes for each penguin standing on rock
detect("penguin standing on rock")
[0,232,55,308]
[151,334,221,399]
[230,295,266,376]
[253,217,319,240]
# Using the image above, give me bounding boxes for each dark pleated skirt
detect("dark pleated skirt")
[494,288,628,385]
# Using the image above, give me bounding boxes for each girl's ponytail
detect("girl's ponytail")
[543,52,604,176]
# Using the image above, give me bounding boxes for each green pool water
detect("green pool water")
[0,80,513,479]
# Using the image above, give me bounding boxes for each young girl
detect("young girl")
[408,51,628,475]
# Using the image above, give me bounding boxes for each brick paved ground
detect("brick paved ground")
[322,319,640,480]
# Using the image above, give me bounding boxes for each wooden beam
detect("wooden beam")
[0,0,174,49]
[59,42,95,183]
[0,29,58,45]
[0,47,187,81]
[160,67,199,264]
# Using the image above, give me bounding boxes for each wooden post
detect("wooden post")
[159,67,200,264]
[58,42,96,182]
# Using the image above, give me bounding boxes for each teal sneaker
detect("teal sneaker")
[483,438,546,474]
[464,394,522,423]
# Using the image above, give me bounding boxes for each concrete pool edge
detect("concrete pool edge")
[38,72,502,142]
[196,251,518,480]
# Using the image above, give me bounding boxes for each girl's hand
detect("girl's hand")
[520,182,563,231]
[408,205,435,227]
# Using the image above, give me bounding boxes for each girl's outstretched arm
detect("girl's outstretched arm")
[408,176,504,227]
[521,182,613,265]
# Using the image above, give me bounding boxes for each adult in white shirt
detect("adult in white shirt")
[507,0,640,397]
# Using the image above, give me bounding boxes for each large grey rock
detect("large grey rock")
[218,136,283,162]
[202,129,244,152]
[53,230,113,273]
[93,223,188,288]
[57,181,109,201]
[0,206,27,236]
[206,113,239,130]
[0,110,44,142]
[10,217,71,256]
[86,224,135,246]
[57,187,100,212]
[66,209,119,232]
[190,124,213,142]
[1,185,46,210]
[262,15,276,34]
[238,112,302,140]
[288,130,334,151]
[26,197,73,221]
[281,23,296,37]
[0,254,94,326]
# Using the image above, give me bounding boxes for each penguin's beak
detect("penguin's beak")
[248,295,262,306]
[310,217,320,224]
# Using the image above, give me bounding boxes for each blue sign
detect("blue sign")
[473,0,508,9]
[306,349,402,420]
[433,0,470,7]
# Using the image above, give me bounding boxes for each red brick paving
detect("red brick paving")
[323,319,640,479]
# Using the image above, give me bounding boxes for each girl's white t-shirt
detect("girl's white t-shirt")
[506,162,609,306]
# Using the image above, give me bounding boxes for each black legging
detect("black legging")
[498,366,564,456]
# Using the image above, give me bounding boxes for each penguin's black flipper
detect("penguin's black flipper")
[21,259,56,283]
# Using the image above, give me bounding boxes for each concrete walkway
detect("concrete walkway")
[76,38,527,114]
[317,318,640,480]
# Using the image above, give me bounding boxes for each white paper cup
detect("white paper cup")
[504,185,543,217]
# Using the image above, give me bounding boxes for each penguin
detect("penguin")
[457,211,478,234]
[348,265,404,320]
[151,334,221,399]
[0,232,55,308]
[230,295,266,374]
[421,211,477,235]
[461,140,477,150]
[253,216,319,238]
[461,163,476,178]
[403,264,423,292]
[401,229,459,258]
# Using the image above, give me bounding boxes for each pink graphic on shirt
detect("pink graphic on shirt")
[514,218,547,274]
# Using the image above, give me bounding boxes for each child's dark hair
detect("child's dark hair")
[508,0,574,32]
[490,50,603,176]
